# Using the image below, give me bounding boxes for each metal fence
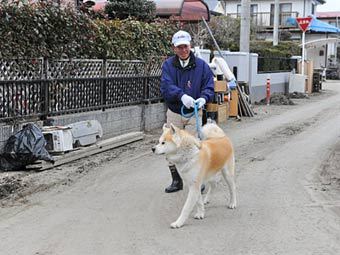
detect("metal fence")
[258,57,297,73]
[0,58,163,121]
[227,11,299,31]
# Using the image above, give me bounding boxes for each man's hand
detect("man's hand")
[228,79,237,89]
[194,98,206,109]
[181,94,195,109]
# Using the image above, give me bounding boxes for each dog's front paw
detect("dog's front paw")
[194,212,204,220]
[228,201,237,209]
[203,197,210,205]
[170,221,184,229]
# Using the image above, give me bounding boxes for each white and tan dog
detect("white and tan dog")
[152,121,237,228]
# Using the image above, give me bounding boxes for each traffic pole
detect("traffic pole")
[301,31,305,76]
[266,75,271,105]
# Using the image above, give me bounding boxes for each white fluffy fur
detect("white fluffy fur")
[152,122,237,228]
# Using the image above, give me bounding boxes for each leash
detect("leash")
[181,102,202,140]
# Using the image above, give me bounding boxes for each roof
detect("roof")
[316,12,340,19]
[287,16,340,33]
[91,0,107,12]
[309,17,340,32]
[88,0,210,21]
[154,0,210,21]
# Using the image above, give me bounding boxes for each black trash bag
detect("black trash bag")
[0,123,54,171]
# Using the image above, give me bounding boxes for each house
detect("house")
[219,1,340,70]
[223,0,325,40]
[308,11,340,69]
[317,11,340,28]
[224,0,324,17]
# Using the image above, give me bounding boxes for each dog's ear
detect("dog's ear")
[163,123,169,131]
[170,124,181,147]
[170,123,178,135]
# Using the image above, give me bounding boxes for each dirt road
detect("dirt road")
[0,82,340,255]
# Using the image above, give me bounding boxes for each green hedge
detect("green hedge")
[93,19,175,59]
[105,0,156,21]
[250,41,301,58]
[0,2,175,60]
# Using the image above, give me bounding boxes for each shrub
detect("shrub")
[105,0,156,22]
[92,18,175,60]
[250,41,301,58]
[183,15,256,52]
[0,2,97,59]
[0,2,175,60]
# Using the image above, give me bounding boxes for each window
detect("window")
[280,3,292,13]
[311,4,315,15]
[237,4,241,14]
[250,4,258,25]
[250,4,258,14]
[237,4,241,18]
[270,3,292,26]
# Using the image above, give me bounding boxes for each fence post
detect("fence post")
[41,58,49,119]
[101,59,106,111]
[266,75,271,105]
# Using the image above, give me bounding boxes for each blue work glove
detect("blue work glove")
[228,79,237,89]
[181,94,195,109]
[194,98,206,109]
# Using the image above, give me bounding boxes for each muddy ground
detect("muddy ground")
[0,81,340,254]
[1,87,339,207]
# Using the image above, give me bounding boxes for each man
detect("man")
[160,30,215,193]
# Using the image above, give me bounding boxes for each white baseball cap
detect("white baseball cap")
[172,30,191,47]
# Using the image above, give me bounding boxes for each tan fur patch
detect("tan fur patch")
[199,137,233,175]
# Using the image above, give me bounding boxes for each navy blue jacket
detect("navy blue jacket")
[160,52,215,114]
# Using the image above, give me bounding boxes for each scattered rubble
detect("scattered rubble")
[0,175,24,200]
[288,92,309,99]
[257,93,295,105]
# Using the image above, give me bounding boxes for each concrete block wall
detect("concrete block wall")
[0,103,167,152]
[249,53,290,103]
[212,51,291,103]
[144,103,167,132]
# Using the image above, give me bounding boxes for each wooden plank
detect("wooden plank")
[30,132,144,171]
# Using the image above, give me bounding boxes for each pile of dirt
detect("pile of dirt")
[0,175,24,200]
[257,93,295,105]
[288,92,309,99]
[320,142,340,189]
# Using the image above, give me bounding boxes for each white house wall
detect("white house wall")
[225,0,320,17]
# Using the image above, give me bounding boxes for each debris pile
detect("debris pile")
[0,176,23,200]
[289,92,309,99]
[257,93,295,105]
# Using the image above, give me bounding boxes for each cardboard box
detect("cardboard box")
[297,60,313,94]
[206,103,218,112]
[229,90,238,117]
[206,103,228,124]
[214,80,227,92]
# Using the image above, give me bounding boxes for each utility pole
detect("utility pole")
[240,0,250,52]
[273,0,280,46]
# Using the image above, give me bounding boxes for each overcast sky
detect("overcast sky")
[317,0,340,12]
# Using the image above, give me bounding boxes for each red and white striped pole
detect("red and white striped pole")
[266,75,271,105]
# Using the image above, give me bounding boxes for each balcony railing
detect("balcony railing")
[227,12,299,28]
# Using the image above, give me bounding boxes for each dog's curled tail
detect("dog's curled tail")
[201,122,226,139]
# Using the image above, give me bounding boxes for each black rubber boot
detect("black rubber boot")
[165,165,183,193]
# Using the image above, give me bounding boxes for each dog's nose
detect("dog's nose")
[151,147,155,153]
